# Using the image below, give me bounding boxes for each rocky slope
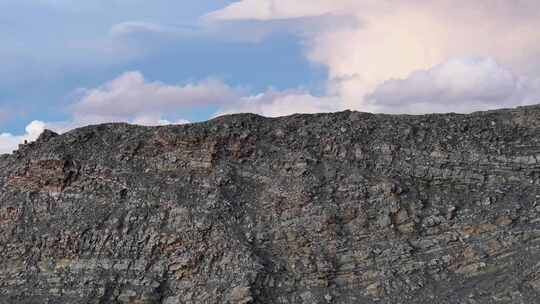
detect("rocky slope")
[1,105,540,303]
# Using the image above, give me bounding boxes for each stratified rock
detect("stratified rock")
[1,105,540,303]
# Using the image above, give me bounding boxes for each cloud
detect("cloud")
[1,69,343,155]
[367,57,540,113]
[71,71,241,125]
[1,70,237,154]
[205,0,352,21]
[1,70,219,154]
[6,2,540,153]
[208,0,540,113]
[0,120,45,154]
[71,71,341,122]
[217,89,340,117]
[131,116,190,126]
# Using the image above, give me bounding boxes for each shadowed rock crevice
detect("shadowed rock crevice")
[0,105,539,303]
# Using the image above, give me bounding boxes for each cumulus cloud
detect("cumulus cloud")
[72,71,340,121]
[1,71,238,154]
[72,71,241,125]
[5,2,540,153]
[0,114,183,156]
[0,121,46,155]
[1,70,344,155]
[368,57,540,113]
[217,89,340,117]
[205,0,352,21]
[208,0,540,113]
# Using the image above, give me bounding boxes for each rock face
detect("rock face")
[1,105,540,304]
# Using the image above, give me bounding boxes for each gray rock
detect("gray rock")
[1,105,540,303]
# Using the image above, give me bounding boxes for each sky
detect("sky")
[1,0,540,153]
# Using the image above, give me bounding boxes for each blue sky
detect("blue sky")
[0,0,325,133]
[1,1,540,153]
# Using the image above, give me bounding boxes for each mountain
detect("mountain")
[1,105,540,303]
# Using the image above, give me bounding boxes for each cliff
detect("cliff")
[1,105,540,303]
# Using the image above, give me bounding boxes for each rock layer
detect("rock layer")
[1,105,540,303]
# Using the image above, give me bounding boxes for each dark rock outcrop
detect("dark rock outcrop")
[1,105,540,303]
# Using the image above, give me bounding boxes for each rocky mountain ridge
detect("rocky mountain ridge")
[1,105,540,303]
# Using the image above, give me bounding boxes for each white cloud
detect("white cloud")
[1,70,343,155]
[367,57,540,114]
[0,134,22,155]
[217,89,340,117]
[72,71,241,125]
[205,0,351,21]
[73,71,340,121]
[1,71,232,154]
[0,120,46,154]
[208,0,540,113]
[6,1,540,152]
[131,115,190,126]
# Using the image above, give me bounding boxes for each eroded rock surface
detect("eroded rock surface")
[1,105,540,303]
